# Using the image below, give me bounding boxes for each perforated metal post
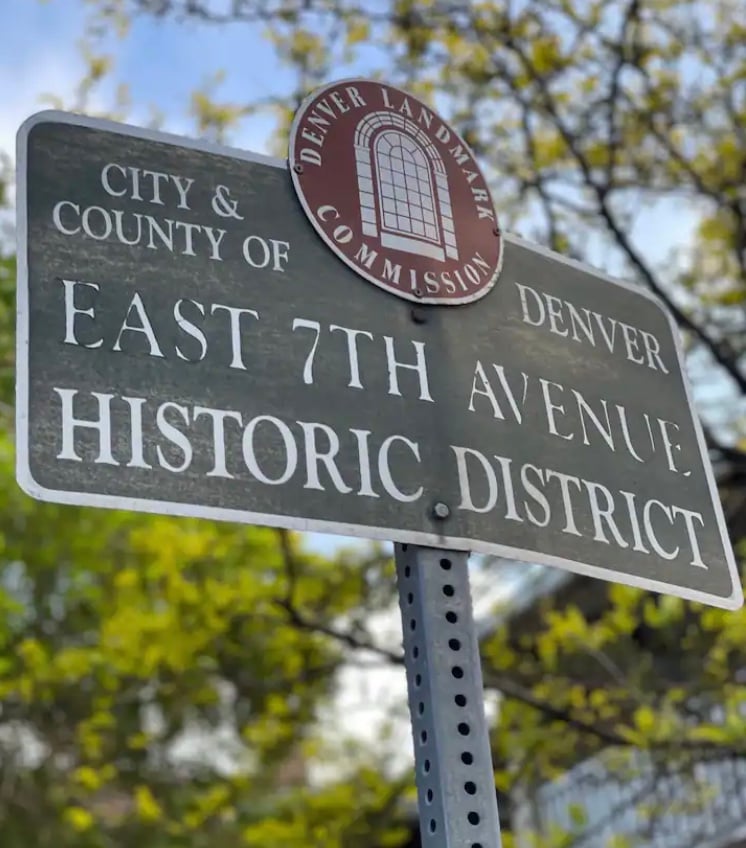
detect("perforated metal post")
[395,543,503,848]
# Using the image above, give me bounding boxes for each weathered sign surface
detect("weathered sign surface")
[16,111,743,609]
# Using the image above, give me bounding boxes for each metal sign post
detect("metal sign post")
[396,543,502,847]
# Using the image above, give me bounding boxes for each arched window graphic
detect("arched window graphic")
[354,111,458,262]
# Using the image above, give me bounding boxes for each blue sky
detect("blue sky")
[3,0,291,155]
[5,0,702,258]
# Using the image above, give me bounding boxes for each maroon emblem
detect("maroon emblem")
[288,79,503,306]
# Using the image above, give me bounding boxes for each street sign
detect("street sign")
[16,110,742,610]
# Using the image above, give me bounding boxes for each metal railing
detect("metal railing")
[513,747,746,848]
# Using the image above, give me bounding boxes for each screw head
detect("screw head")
[293,162,304,174]
[432,502,450,520]
[411,307,426,324]
[493,226,501,236]
[414,288,423,299]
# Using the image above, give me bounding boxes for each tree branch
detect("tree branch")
[501,33,746,396]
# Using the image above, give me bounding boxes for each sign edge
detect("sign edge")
[16,109,288,171]
[504,232,743,609]
[11,479,742,610]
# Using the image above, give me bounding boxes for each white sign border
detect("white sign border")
[15,109,744,611]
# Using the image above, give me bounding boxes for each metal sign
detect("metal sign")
[288,78,503,306]
[16,110,743,610]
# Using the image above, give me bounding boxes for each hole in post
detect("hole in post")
[420,730,428,744]
[415,673,422,687]
[424,759,431,773]
[445,611,458,623]
[426,788,433,803]
[464,781,477,795]
[404,566,411,578]
[461,752,473,765]
[468,812,480,826]
[471,844,484,848]
[440,558,451,570]
[402,544,408,551]
[448,638,461,651]
[458,723,471,736]
[412,645,419,659]
[455,694,467,707]
[418,701,424,716]
[407,592,414,604]
[452,666,464,679]
[410,619,417,631]
[442,584,455,597]
[429,819,437,834]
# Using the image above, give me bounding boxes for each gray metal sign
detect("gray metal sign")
[16,111,742,609]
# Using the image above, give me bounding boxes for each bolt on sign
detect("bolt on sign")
[15,92,743,610]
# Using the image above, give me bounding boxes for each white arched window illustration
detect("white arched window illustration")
[354,112,459,262]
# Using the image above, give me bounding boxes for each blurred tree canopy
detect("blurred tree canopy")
[3,1,746,846]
